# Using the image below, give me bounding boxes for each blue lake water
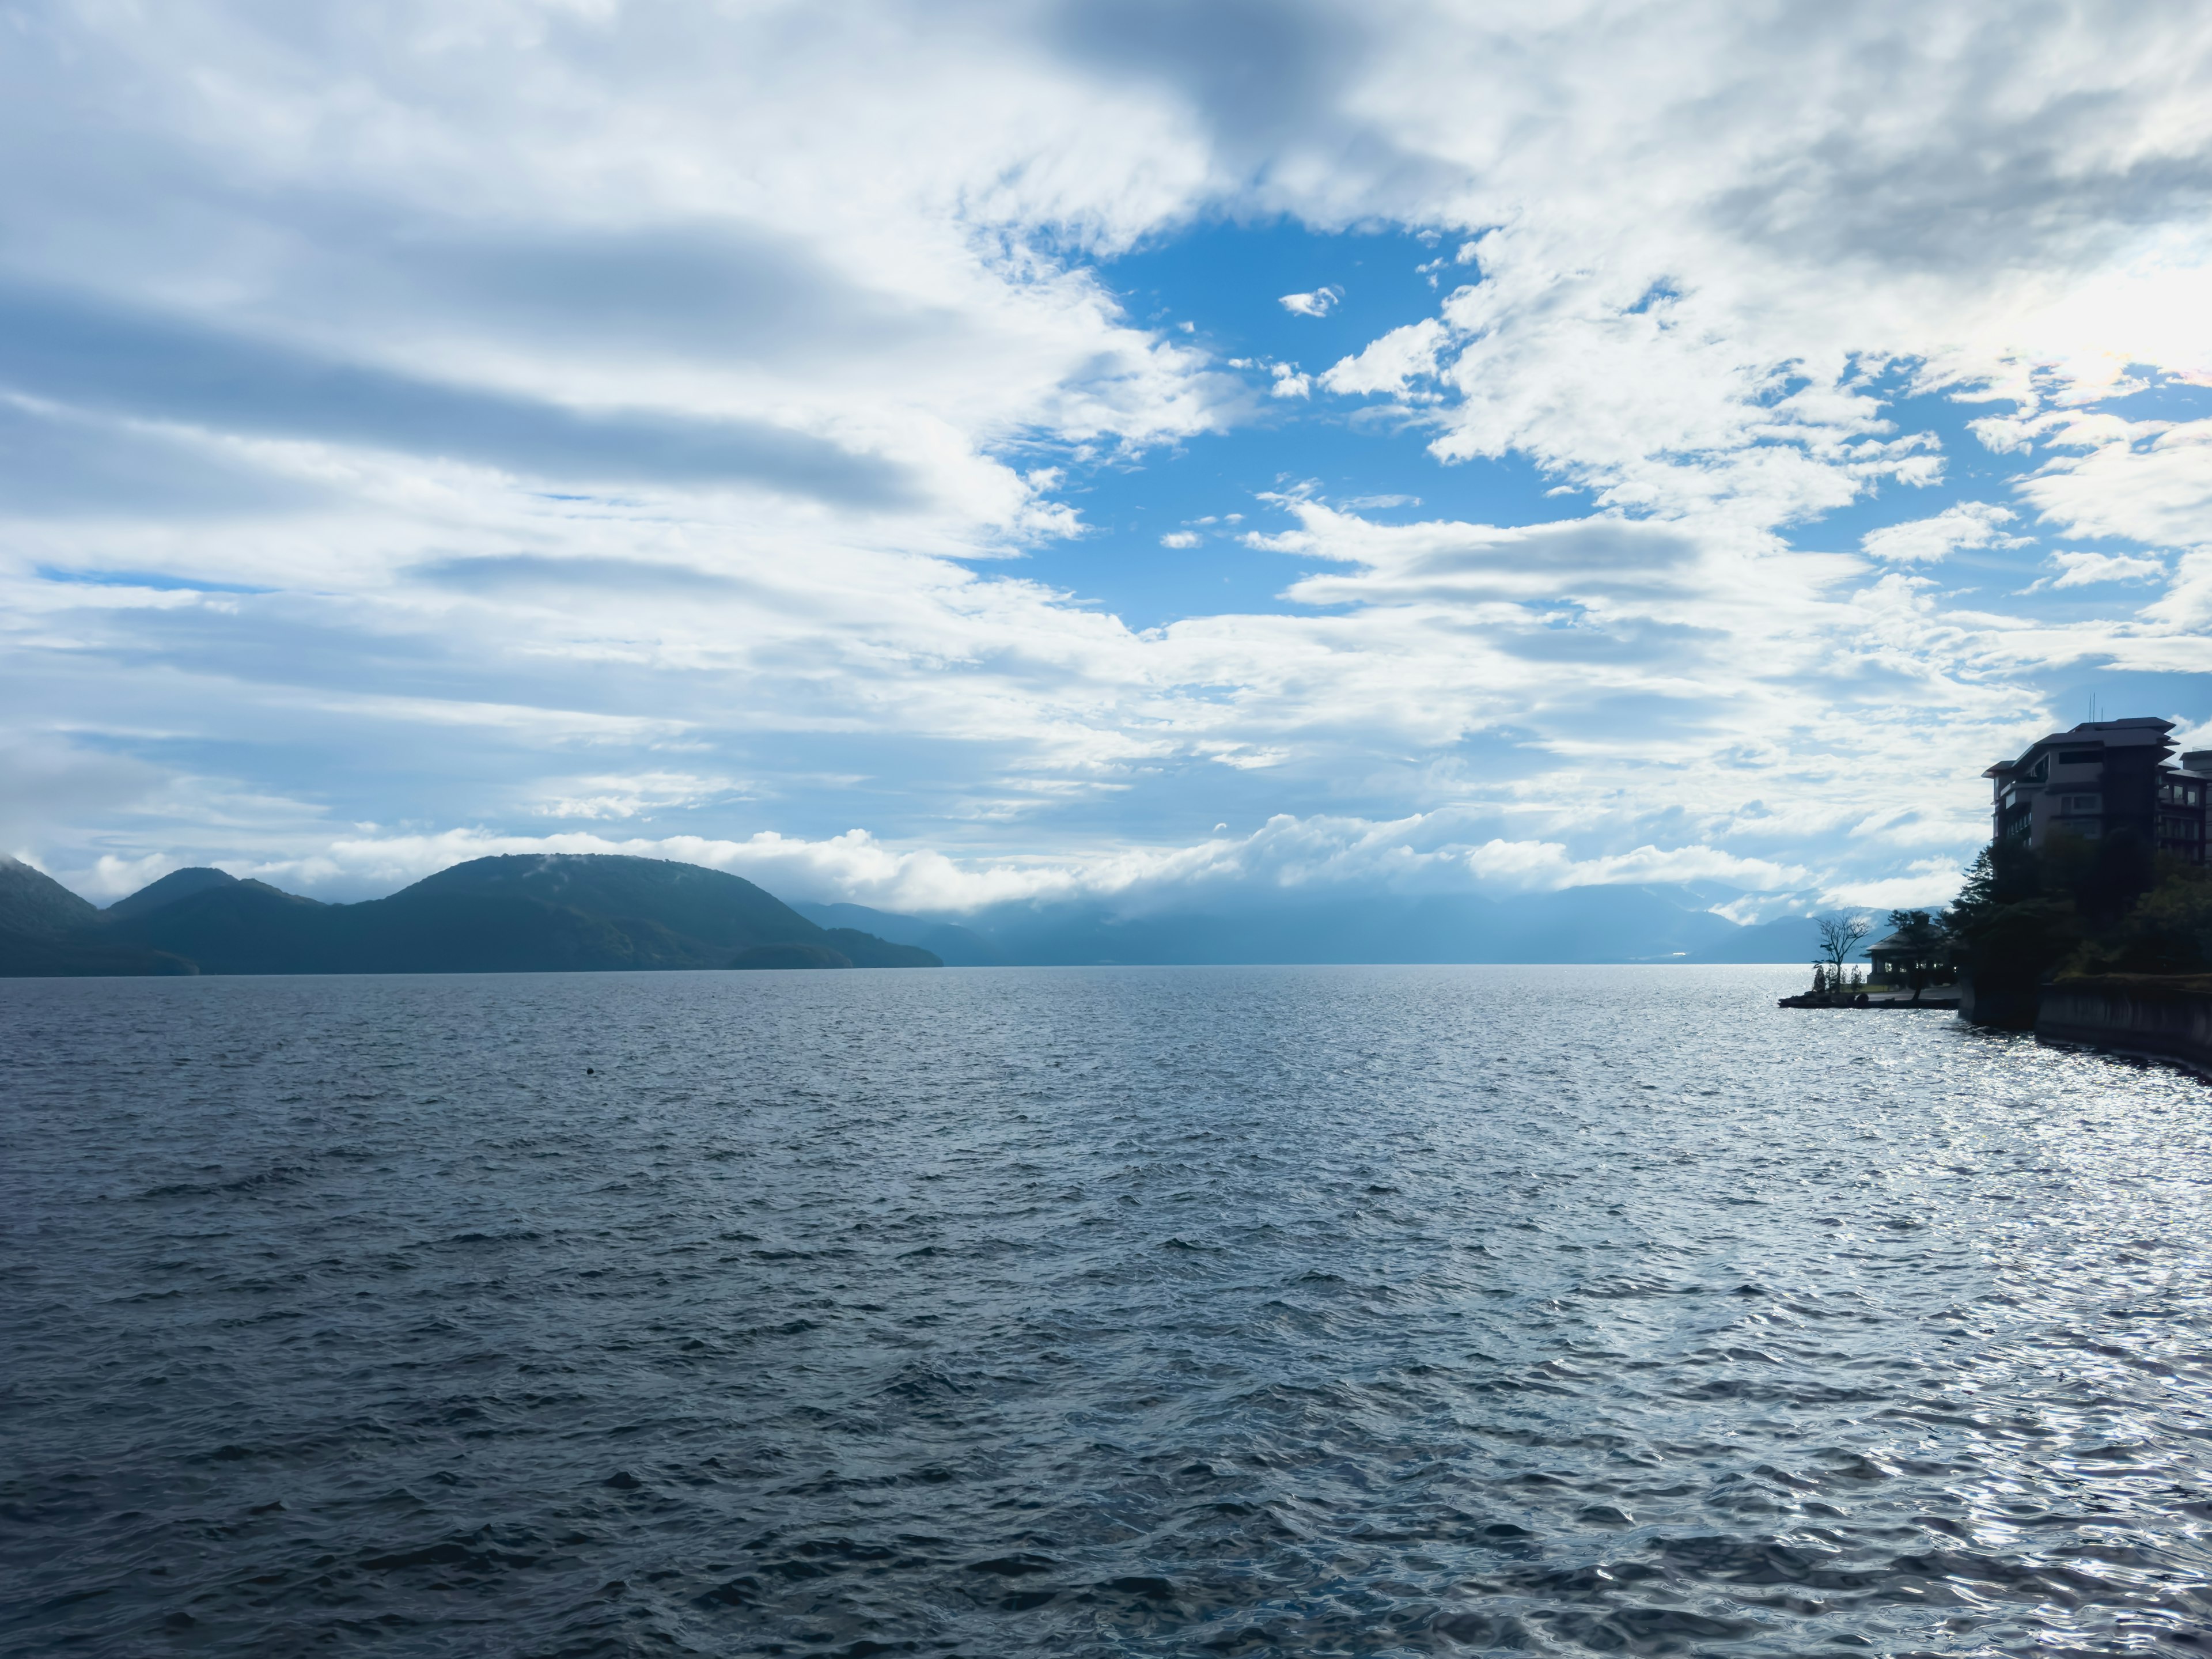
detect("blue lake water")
[2,965,2209,1656]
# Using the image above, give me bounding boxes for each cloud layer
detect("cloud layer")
[4,0,2209,923]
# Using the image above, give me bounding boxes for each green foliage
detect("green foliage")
[1952,840,2035,914]
[0,925,197,978]
[1885,908,1941,946]
[2066,858,2212,976]
[1946,831,2206,993]
[1948,838,2071,995]
[0,856,100,938]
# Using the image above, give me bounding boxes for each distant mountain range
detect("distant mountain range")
[805,889,1823,968]
[800,886,1828,967]
[0,854,941,977]
[1,850,1835,978]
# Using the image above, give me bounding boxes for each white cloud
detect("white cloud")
[2035,551,2168,591]
[79,851,180,900]
[1820,864,1974,911]
[0,736,162,842]
[1862,502,2029,563]
[533,771,745,820]
[120,812,1806,916]
[1460,838,1807,893]
[1230,9,2212,536]
[1968,416,2040,456]
[1160,530,1200,548]
[2150,549,2212,629]
[2014,416,2212,548]
[9,478,2147,917]
[4,0,2211,925]
[1318,319,1448,397]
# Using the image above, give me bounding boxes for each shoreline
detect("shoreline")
[1777,989,1960,1010]
[2031,975,2212,1081]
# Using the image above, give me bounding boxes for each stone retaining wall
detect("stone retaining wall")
[2033,976,2212,1078]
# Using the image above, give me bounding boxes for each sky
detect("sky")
[5,0,2211,922]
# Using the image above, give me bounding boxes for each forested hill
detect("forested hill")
[0,854,940,977]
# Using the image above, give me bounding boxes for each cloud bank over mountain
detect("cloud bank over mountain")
[4,0,2209,930]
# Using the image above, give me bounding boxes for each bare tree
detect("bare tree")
[1815,913,1872,974]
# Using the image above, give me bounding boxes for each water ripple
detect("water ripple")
[2,965,2209,1654]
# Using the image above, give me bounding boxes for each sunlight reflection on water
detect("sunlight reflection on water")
[3,965,2207,1655]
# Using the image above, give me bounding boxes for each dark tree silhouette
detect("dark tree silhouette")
[1885,908,1946,1002]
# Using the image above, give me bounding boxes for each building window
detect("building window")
[2056,749,2100,766]
[2059,794,2100,813]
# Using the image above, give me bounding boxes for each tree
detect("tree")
[1815,912,1872,974]
[1946,840,2078,1022]
[2071,856,2212,975]
[1885,908,1946,1002]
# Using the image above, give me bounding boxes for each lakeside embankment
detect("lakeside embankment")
[1783,973,2212,1080]
[1959,970,2212,1078]
[1775,990,1960,1009]
[2031,974,2212,1078]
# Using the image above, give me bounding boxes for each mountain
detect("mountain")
[0,857,198,975]
[2,849,1838,978]
[3,854,940,977]
[794,901,1007,966]
[1,855,100,937]
[404,856,938,967]
[0,925,199,977]
[101,865,240,920]
[731,941,857,969]
[99,876,717,974]
[408,854,818,946]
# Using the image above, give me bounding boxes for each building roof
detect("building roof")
[1984,717,2174,779]
[1866,929,1941,954]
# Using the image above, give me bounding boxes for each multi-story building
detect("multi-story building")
[1983,717,2209,865]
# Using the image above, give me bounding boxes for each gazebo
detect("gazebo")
[1866,926,1950,988]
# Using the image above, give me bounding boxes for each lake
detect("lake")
[3,965,2207,1654]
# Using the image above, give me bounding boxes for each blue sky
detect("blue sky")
[1036,222,1600,630]
[3,2,2210,918]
